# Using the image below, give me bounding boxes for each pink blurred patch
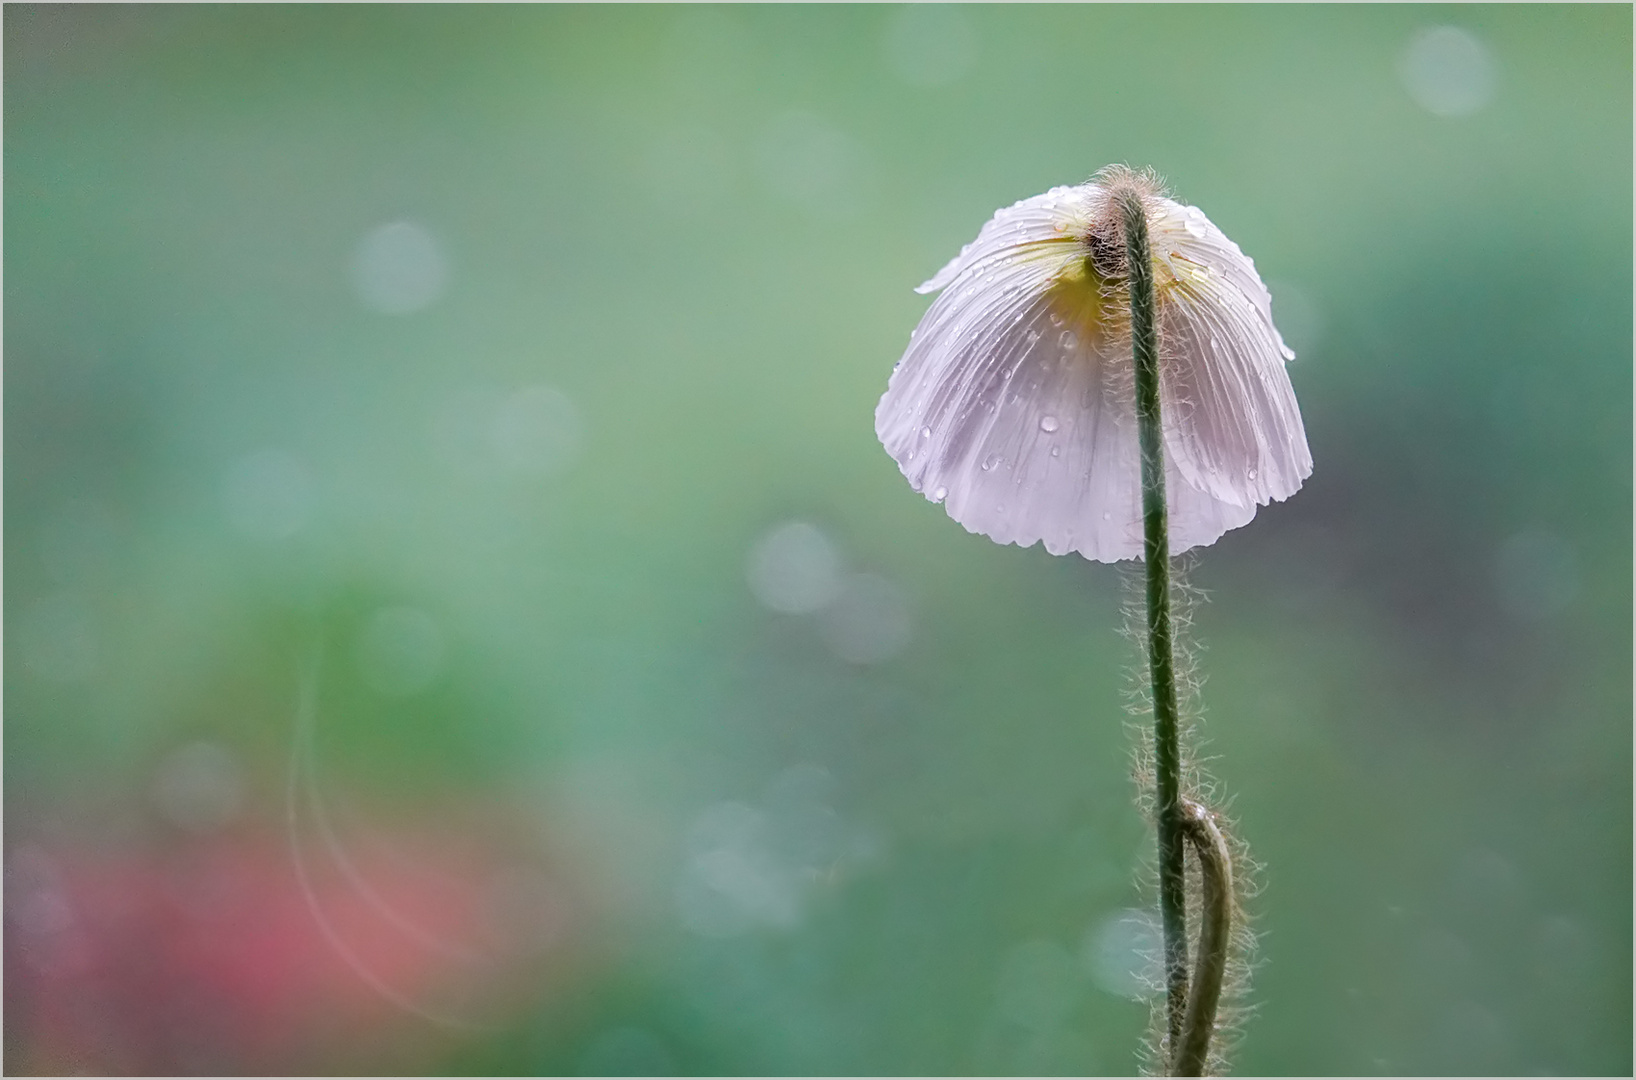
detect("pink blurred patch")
[6,822,585,1074]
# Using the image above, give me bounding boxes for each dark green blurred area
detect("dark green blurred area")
[4,4,1630,1076]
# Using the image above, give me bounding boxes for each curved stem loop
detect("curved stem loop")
[1173,798,1234,1076]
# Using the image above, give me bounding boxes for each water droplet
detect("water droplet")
[1048,313,1064,328]
[1050,447,1060,458]
[1039,416,1060,433]
[1184,207,1208,239]
[920,426,931,439]
[1102,511,1111,521]
[1025,330,1041,345]
[981,454,1003,472]
[1059,330,1077,351]
[1247,468,1258,480]
[1209,336,1220,353]
[931,486,948,502]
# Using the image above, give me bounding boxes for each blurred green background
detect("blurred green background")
[5,4,1630,1076]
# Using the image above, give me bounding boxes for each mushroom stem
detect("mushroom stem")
[1117,184,1190,1059]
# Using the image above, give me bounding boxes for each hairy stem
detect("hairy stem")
[1175,798,1233,1076]
[1117,187,1189,1061]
